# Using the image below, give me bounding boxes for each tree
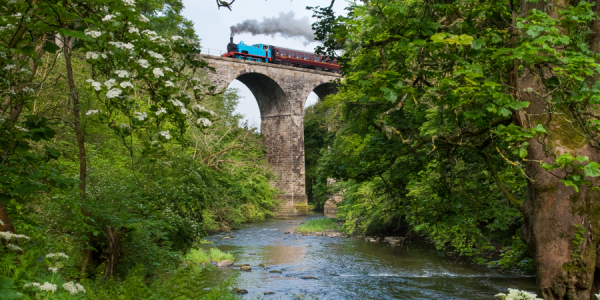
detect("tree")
[311,0,600,297]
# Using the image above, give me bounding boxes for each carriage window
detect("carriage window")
[297,53,302,59]
[289,51,294,57]
[309,55,314,60]
[316,56,321,62]
[280,50,286,56]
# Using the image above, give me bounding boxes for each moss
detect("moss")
[294,203,309,214]
[530,110,586,155]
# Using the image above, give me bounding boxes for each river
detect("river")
[203,214,536,299]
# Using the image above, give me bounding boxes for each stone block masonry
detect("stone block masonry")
[200,55,340,216]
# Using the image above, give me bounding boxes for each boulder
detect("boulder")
[301,276,318,280]
[217,260,233,267]
[258,263,265,268]
[234,263,250,267]
[284,231,292,234]
[240,266,251,271]
[264,291,275,295]
[249,252,256,255]
[232,288,248,294]
[269,270,282,274]
[222,236,230,239]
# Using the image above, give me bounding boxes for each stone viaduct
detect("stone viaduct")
[201,55,340,215]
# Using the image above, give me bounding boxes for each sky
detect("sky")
[181,0,346,130]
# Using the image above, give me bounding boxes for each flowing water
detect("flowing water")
[204,214,536,299]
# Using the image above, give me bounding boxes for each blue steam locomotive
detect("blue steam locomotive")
[222,37,340,72]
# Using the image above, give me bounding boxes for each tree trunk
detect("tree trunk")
[518,1,600,299]
[63,35,87,199]
[104,226,128,278]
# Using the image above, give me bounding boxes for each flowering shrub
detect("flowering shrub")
[495,289,542,300]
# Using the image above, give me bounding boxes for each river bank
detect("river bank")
[200,214,536,299]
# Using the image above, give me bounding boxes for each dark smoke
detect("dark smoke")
[230,11,315,44]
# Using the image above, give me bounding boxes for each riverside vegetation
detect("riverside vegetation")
[304,0,600,298]
[0,0,279,297]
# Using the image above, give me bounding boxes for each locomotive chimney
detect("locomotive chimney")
[227,35,237,53]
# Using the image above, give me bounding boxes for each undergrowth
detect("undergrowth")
[296,218,337,233]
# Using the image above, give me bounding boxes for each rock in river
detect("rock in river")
[258,263,265,267]
[264,291,275,295]
[240,266,251,271]
[301,276,318,280]
[269,270,282,274]
[217,260,233,267]
[232,288,248,294]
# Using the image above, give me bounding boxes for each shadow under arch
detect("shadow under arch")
[312,82,339,102]
[235,72,289,118]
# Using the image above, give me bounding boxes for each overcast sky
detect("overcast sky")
[181,0,346,130]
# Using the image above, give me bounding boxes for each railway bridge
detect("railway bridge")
[201,55,340,215]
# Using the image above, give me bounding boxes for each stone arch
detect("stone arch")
[235,72,290,117]
[312,82,338,101]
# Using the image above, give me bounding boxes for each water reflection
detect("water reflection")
[204,215,536,299]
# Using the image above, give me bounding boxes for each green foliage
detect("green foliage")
[296,218,337,233]
[208,248,233,262]
[185,249,210,264]
[571,224,586,265]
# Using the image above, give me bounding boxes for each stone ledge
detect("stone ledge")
[200,55,342,78]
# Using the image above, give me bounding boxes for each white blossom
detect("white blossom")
[128,26,139,34]
[139,14,149,22]
[196,118,212,127]
[109,42,134,51]
[120,81,134,88]
[76,283,86,293]
[104,79,117,89]
[22,87,34,94]
[164,67,173,72]
[3,64,15,71]
[153,68,164,78]
[86,110,100,116]
[495,289,541,300]
[12,13,22,18]
[102,14,115,22]
[19,68,32,74]
[156,108,167,116]
[171,35,183,41]
[63,281,86,294]
[159,131,171,140]
[180,107,188,115]
[118,124,131,130]
[115,70,129,78]
[168,99,184,107]
[0,232,29,240]
[7,244,22,251]
[45,252,69,259]
[48,267,58,273]
[147,51,165,62]
[122,0,135,6]
[165,81,174,87]
[85,51,100,59]
[15,125,28,132]
[101,53,108,59]
[39,282,57,292]
[106,88,122,99]
[24,282,41,288]
[84,30,102,38]
[137,59,150,68]
[134,112,147,121]
[91,81,102,91]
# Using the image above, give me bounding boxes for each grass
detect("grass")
[295,218,337,233]
[185,247,234,263]
[209,248,234,262]
[185,248,210,264]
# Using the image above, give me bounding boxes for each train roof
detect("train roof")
[271,46,320,55]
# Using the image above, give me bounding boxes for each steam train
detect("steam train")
[222,37,340,73]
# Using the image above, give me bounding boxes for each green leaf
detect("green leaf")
[358,95,369,103]
[584,162,600,177]
[498,107,511,117]
[43,42,60,54]
[519,148,527,158]
[472,39,486,49]
[386,91,398,102]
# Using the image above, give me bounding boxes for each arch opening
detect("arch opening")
[235,72,289,118]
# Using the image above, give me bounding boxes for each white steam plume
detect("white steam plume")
[230,11,315,44]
